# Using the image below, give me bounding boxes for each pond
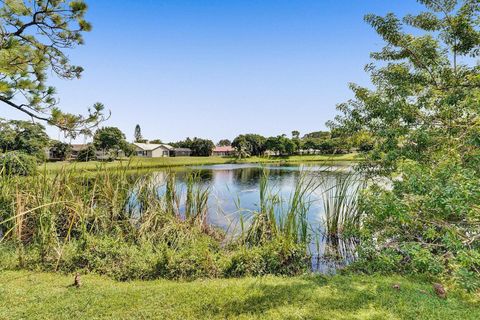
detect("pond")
[141,162,361,274]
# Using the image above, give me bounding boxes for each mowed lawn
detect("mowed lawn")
[0,271,478,320]
[41,154,360,172]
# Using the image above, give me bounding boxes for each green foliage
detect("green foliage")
[76,144,97,162]
[93,127,128,153]
[190,138,215,156]
[303,131,331,139]
[264,135,298,155]
[0,0,107,135]
[0,151,37,176]
[172,137,215,156]
[224,239,309,277]
[328,0,480,291]
[0,119,49,160]
[0,166,310,281]
[232,134,267,156]
[49,141,72,160]
[353,158,480,289]
[134,124,143,143]
[217,139,231,146]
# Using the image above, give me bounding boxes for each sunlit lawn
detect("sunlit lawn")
[0,271,478,320]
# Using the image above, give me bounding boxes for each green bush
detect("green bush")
[76,145,97,162]
[224,239,310,277]
[353,159,480,290]
[0,151,37,176]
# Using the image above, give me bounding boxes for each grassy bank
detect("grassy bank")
[41,153,359,172]
[0,271,478,320]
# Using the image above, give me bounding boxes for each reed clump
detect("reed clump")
[0,165,313,280]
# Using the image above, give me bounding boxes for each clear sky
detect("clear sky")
[4,0,424,143]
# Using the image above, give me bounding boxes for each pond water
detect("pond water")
[144,162,360,273]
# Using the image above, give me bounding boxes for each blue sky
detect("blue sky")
[5,0,424,143]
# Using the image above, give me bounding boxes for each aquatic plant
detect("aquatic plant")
[0,164,313,279]
[320,173,363,238]
[241,169,318,248]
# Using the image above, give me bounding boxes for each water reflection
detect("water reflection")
[144,163,359,274]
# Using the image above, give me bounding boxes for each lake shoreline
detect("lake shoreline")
[41,153,361,173]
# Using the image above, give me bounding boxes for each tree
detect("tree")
[93,127,128,156]
[0,119,49,160]
[302,131,331,140]
[291,130,300,139]
[328,0,480,174]
[265,135,298,156]
[49,141,72,160]
[190,138,215,156]
[134,125,144,143]
[265,136,284,155]
[150,139,162,144]
[76,144,96,162]
[329,0,480,289]
[0,0,108,136]
[170,137,214,156]
[217,139,231,146]
[302,139,318,151]
[232,134,266,156]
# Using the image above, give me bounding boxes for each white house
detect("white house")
[133,142,173,158]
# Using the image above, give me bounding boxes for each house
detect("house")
[212,146,235,157]
[133,142,173,157]
[172,148,192,157]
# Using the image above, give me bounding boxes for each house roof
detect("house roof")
[133,142,173,151]
[71,144,88,151]
[213,146,235,152]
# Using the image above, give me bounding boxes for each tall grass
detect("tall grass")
[0,166,215,260]
[0,164,363,279]
[320,173,364,237]
[241,170,318,248]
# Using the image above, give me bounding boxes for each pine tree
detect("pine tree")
[134,124,143,143]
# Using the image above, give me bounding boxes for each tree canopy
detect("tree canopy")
[134,124,144,143]
[232,134,267,156]
[93,127,128,153]
[0,118,49,159]
[171,137,215,156]
[329,0,480,290]
[328,0,480,174]
[0,0,108,137]
[217,139,231,146]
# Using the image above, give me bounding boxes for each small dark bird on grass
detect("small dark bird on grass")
[392,284,401,290]
[73,273,82,288]
[433,283,446,299]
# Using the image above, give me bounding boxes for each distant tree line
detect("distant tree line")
[170,138,215,156]
[229,130,373,157]
[0,119,374,171]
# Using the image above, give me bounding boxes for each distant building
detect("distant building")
[133,142,173,157]
[172,148,192,157]
[212,146,235,157]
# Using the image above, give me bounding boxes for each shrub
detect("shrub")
[49,141,72,160]
[353,159,480,290]
[76,144,97,162]
[0,151,37,176]
[223,239,310,277]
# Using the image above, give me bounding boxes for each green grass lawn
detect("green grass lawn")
[41,154,360,173]
[0,271,478,320]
